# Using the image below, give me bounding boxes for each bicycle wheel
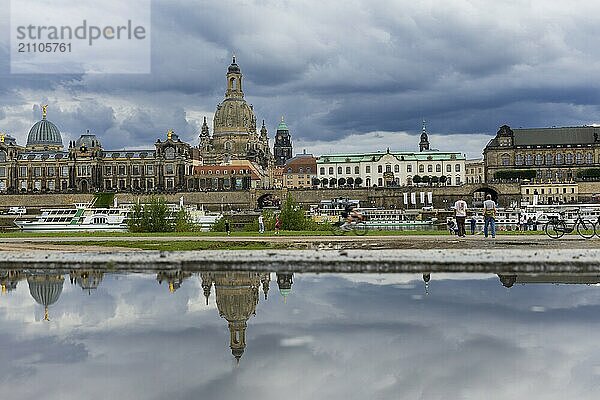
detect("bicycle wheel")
[576,220,596,239]
[353,222,369,236]
[545,220,565,239]
[596,220,600,238]
[331,222,345,236]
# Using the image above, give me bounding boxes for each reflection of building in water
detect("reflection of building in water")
[157,270,192,293]
[423,273,431,295]
[498,274,600,288]
[27,272,64,321]
[1,270,26,294]
[69,270,104,294]
[200,272,270,362]
[276,273,293,302]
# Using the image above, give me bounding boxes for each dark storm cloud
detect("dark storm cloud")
[4,0,600,151]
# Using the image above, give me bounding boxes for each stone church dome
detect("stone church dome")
[27,106,63,149]
[213,57,257,136]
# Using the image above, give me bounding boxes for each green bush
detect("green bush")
[577,168,600,179]
[494,170,536,180]
[127,196,197,233]
[211,217,227,232]
[279,195,309,231]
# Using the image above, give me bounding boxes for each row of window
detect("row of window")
[524,187,576,195]
[197,169,251,175]
[286,167,312,174]
[7,164,176,178]
[506,152,596,166]
[319,163,462,175]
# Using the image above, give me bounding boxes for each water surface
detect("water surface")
[1,269,599,399]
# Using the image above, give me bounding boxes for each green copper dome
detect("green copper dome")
[277,116,288,131]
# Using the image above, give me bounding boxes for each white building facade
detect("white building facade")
[316,150,466,187]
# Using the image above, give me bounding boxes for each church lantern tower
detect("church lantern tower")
[419,120,430,152]
[273,116,293,166]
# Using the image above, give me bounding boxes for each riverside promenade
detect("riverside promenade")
[0,234,598,272]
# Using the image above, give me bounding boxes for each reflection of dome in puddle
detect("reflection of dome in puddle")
[70,270,104,294]
[27,272,64,321]
[1,270,26,294]
[276,273,294,302]
[200,272,270,363]
[157,270,192,294]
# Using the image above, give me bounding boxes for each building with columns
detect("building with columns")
[484,124,600,183]
[317,148,466,188]
[0,107,192,193]
[196,57,273,175]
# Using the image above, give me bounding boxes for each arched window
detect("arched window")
[366,178,371,187]
[0,150,6,162]
[586,153,593,164]
[446,164,451,172]
[378,165,383,173]
[355,166,359,174]
[328,167,333,174]
[320,167,325,175]
[428,165,433,172]
[576,153,583,164]
[501,154,510,166]
[386,165,391,173]
[394,165,400,173]
[525,154,533,165]
[345,166,351,174]
[515,154,523,165]
[535,154,543,165]
[337,166,342,174]
[419,165,424,173]
[224,142,232,151]
[436,164,441,172]
[455,164,461,172]
[566,153,573,164]
[546,153,553,165]
[556,153,563,164]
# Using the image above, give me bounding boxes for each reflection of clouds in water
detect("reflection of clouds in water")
[1,273,600,398]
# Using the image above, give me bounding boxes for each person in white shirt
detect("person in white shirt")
[454,197,468,237]
[258,215,265,234]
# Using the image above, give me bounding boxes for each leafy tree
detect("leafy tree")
[439,175,447,184]
[422,175,431,185]
[346,177,354,186]
[321,178,329,187]
[354,177,363,187]
[329,178,337,187]
[174,208,197,232]
[431,175,439,185]
[127,202,144,232]
[312,178,321,187]
[338,177,346,186]
[412,175,422,184]
[279,195,309,231]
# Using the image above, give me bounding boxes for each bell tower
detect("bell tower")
[419,119,430,152]
[225,56,244,99]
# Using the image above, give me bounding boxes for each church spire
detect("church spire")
[419,119,430,152]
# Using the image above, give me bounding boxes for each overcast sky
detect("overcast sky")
[3,0,600,158]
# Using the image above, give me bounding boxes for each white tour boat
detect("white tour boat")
[15,202,129,232]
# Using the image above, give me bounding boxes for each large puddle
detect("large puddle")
[2,269,600,399]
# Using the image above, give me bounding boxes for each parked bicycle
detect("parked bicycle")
[544,209,597,239]
[331,219,369,236]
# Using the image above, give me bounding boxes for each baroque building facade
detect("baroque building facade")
[196,57,272,173]
[0,107,192,193]
[484,125,600,183]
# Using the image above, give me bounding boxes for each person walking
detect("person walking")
[483,194,497,238]
[532,216,538,231]
[454,197,468,237]
[275,215,281,235]
[258,214,265,234]
[470,216,477,235]
[225,219,231,236]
